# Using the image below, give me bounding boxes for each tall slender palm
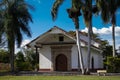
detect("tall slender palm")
[108,0,120,57]
[51,0,85,74]
[96,0,120,57]
[0,0,32,73]
[82,0,93,74]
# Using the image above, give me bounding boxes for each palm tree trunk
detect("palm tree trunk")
[112,24,116,57]
[78,51,80,71]
[76,28,85,74]
[8,38,15,73]
[10,46,15,73]
[111,14,116,57]
[86,22,92,74]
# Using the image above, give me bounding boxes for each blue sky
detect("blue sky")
[20,0,120,51]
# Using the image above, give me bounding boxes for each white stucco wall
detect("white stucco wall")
[71,45,78,69]
[39,46,52,69]
[71,45,88,69]
[82,48,88,68]
[39,44,103,70]
[71,45,103,69]
[91,50,103,69]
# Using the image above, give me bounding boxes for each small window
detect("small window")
[59,36,64,42]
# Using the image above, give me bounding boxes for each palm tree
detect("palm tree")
[96,0,120,57]
[82,0,93,74]
[51,0,85,74]
[0,0,33,73]
[108,0,120,57]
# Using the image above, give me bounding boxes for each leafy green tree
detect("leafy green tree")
[99,40,113,69]
[99,40,120,72]
[106,57,120,73]
[22,47,38,70]
[0,0,33,73]
[15,51,25,62]
[15,51,25,71]
[102,45,113,58]
[15,48,38,71]
[0,49,9,63]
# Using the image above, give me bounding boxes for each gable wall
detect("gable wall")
[38,34,75,43]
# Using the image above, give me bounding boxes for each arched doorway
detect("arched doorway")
[55,54,67,71]
[91,57,94,70]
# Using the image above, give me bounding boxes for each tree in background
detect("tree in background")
[0,49,10,72]
[15,48,38,71]
[102,45,113,58]
[15,51,26,71]
[0,0,33,73]
[23,47,38,68]
[0,49,9,63]
[99,40,120,72]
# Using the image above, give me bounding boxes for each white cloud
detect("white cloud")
[115,27,120,36]
[82,26,120,36]
[81,26,120,49]
[15,39,31,53]
[21,39,31,47]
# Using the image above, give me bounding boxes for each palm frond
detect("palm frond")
[108,0,116,14]
[82,0,94,36]
[67,8,81,18]
[82,0,92,27]
[96,0,110,23]
[51,0,64,21]
[0,0,32,48]
[92,5,99,15]
[67,0,82,29]
[82,6,89,27]
[20,23,32,37]
[72,0,82,10]
[117,0,120,7]
[15,28,22,48]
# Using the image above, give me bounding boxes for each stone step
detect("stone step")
[16,71,82,76]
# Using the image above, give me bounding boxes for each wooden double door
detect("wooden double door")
[55,54,67,71]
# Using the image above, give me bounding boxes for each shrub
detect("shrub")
[16,62,33,71]
[105,57,120,73]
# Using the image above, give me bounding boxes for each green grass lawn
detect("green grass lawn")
[0,76,120,80]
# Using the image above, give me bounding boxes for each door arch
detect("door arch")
[91,56,94,70]
[55,54,67,71]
